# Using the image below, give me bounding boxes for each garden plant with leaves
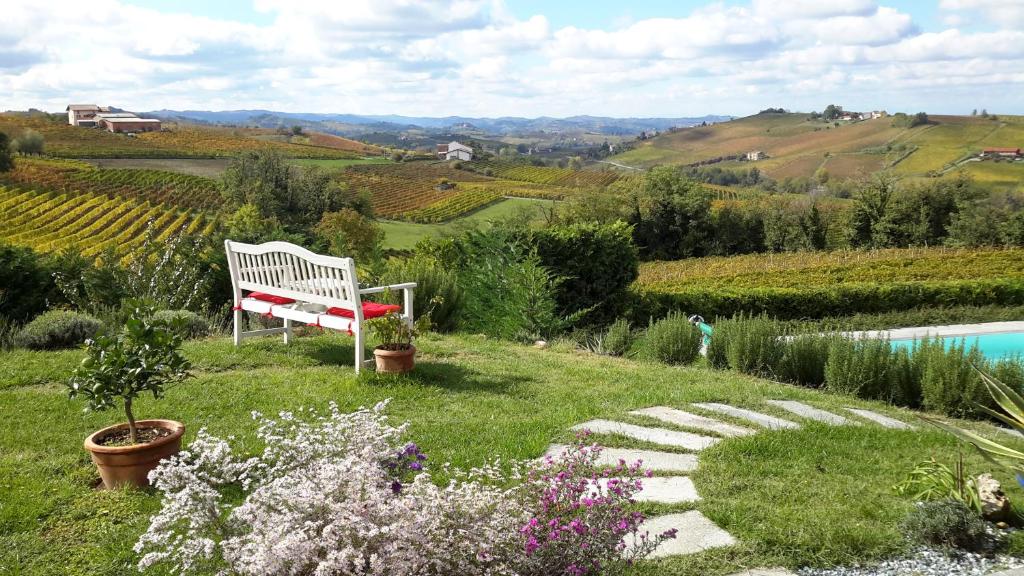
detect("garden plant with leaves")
[67,304,192,444]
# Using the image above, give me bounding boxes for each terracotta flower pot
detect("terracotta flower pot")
[373,345,416,374]
[84,419,185,489]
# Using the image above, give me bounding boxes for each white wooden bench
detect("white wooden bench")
[225,240,416,372]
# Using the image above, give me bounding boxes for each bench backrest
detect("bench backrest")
[225,240,361,312]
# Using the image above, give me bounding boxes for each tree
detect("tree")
[971,109,978,116]
[629,167,714,259]
[567,156,583,170]
[849,173,899,247]
[291,125,303,136]
[0,132,13,172]
[315,208,384,263]
[823,104,844,121]
[12,129,44,155]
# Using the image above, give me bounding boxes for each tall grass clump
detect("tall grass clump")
[706,316,736,369]
[825,337,898,401]
[915,338,991,419]
[723,314,786,378]
[642,312,701,365]
[777,333,834,387]
[603,318,634,357]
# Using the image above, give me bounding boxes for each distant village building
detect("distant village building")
[99,117,162,133]
[437,141,473,161]
[66,104,110,126]
[870,111,886,119]
[746,150,765,161]
[67,104,161,133]
[980,147,1022,159]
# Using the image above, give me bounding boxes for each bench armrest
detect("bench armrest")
[359,282,417,295]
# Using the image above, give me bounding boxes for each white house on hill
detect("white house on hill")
[66,104,110,126]
[437,141,473,161]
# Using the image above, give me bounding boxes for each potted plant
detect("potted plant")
[67,305,192,489]
[367,312,426,374]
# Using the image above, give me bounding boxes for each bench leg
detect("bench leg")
[233,309,243,346]
[283,318,292,345]
[354,329,365,373]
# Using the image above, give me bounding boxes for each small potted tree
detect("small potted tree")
[367,312,425,374]
[68,305,192,489]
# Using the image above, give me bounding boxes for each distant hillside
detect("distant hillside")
[611,112,1024,191]
[144,109,731,137]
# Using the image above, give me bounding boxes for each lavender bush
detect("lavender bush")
[135,403,674,576]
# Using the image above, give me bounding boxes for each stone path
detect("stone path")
[571,419,720,451]
[627,510,736,558]
[692,402,802,430]
[631,406,755,437]
[558,400,932,566]
[844,408,916,430]
[766,400,855,426]
[545,443,698,472]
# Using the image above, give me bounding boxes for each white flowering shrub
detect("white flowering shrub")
[135,404,674,576]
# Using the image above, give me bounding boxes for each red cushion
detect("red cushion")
[327,302,401,319]
[248,292,296,305]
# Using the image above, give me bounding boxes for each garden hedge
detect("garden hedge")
[632,279,1024,321]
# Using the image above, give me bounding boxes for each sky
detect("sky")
[1,0,1023,118]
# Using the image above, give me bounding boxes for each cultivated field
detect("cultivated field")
[612,112,1024,188]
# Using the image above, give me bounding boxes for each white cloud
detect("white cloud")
[0,0,1021,117]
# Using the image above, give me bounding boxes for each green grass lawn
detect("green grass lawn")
[381,197,556,249]
[2,332,1023,575]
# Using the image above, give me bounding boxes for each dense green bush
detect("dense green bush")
[915,338,991,419]
[0,243,56,323]
[777,333,833,387]
[824,338,898,401]
[15,310,102,350]
[641,312,701,365]
[705,316,735,369]
[633,279,1024,322]
[723,314,786,378]
[152,309,210,340]
[602,318,634,357]
[381,255,463,332]
[900,500,996,553]
[531,222,638,326]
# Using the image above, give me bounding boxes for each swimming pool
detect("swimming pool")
[890,331,1024,361]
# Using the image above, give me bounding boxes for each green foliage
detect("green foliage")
[151,309,209,340]
[366,310,424,351]
[777,333,833,387]
[12,129,44,155]
[442,230,563,341]
[221,150,351,232]
[0,243,56,322]
[916,338,991,419]
[900,500,994,552]
[723,313,786,378]
[894,456,981,514]
[14,310,102,350]
[380,255,463,333]
[0,131,14,172]
[531,221,638,325]
[706,316,735,369]
[66,304,191,444]
[315,208,384,263]
[825,338,899,401]
[642,311,701,365]
[630,167,714,260]
[602,318,634,357]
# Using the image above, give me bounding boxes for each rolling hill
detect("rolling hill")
[611,112,1024,191]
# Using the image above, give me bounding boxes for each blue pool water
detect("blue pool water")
[890,332,1024,360]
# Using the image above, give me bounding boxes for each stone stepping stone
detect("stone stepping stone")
[595,476,700,504]
[545,444,698,472]
[691,403,801,430]
[844,408,916,430]
[989,569,1024,576]
[725,570,796,576]
[571,420,720,451]
[631,406,755,437]
[634,476,700,504]
[766,400,854,426]
[627,510,736,558]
